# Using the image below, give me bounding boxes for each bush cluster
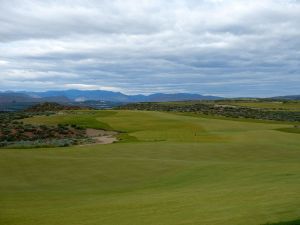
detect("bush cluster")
[0,112,90,148]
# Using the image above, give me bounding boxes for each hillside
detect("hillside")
[1,110,299,225]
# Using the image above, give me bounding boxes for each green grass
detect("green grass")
[1,110,300,225]
[23,110,115,130]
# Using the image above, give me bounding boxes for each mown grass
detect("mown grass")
[23,110,115,130]
[1,110,300,225]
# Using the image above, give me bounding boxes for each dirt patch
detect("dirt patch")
[85,128,118,144]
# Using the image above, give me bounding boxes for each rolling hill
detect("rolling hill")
[1,110,299,225]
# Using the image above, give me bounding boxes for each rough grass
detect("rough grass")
[276,127,300,134]
[1,110,300,225]
[264,219,300,225]
[156,100,300,111]
[217,101,300,111]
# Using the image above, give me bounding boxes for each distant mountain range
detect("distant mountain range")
[271,95,300,100]
[1,90,299,104]
[0,90,223,103]
[0,92,69,103]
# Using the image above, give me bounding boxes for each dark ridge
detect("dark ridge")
[271,95,300,100]
[263,219,300,225]
[24,102,92,112]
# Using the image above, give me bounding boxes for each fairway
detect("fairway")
[1,110,300,225]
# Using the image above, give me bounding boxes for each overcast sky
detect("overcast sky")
[0,0,299,97]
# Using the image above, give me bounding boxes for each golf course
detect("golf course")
[1,110,300,225]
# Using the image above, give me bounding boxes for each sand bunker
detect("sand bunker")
[86,128,118,144]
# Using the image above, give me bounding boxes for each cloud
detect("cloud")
[64,83,122,92]
[0,60,9,65]
[0,0,299,97]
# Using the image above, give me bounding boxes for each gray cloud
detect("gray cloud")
[0,0,299,97]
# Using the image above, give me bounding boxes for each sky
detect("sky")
[0,0,299,97]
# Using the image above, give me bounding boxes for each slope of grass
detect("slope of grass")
[1,110,300,225]
[23,110,115,130]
